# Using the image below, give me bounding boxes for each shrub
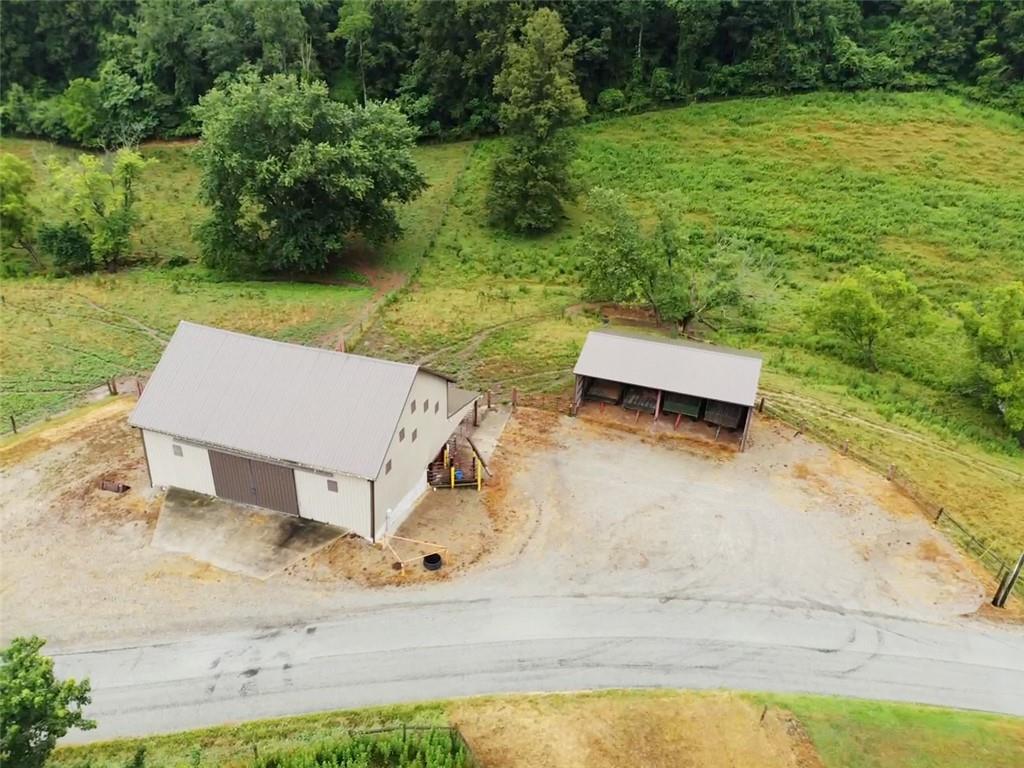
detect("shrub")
[596,88,626,113]
[39,223,94,275]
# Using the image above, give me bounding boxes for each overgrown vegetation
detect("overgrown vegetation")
[2,0,1021,147]
[0,636,95,768]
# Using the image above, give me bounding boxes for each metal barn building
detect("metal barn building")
[130,322,477,541]
[572,330,763,451]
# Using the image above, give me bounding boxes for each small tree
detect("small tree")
[488,8,586,232]
[811,266,931,370]
[958,282,1024,435]
[39,223,94,275]
[578,188,739,330]
[0,153,41,268]
[0,636,95,768]
[333,0,374,104]
[194,73,426,274]
[48,149,151,270]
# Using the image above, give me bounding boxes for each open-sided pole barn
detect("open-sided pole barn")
[572,330,763,451]
[130,322,477,541]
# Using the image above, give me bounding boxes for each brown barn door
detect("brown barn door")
[208,450,299,516]
[250,459,299,516]
[209,450,258,506]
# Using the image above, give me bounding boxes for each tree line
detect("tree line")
[2,0,1022,147]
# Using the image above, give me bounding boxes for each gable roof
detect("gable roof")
[129,322,444,479]
[573,329,763,407]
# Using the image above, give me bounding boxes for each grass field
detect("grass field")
[0,138,474,427]
[47,691,1024,768]
[2,91,1022,566]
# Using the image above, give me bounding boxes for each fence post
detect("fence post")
[841,440,849,455]
[486,390,492,410]
[512,387,518,410]
[992,552,1024,609]
[934,506,944,523]
[886,463,896,481]
[136,377,143,396]
[758,397,765,413]
[9,415,16,434]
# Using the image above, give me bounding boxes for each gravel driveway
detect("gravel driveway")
[1,402,987,650]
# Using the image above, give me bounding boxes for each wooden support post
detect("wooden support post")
[473,399,479,427]
[9,415,16,434]
[654,390,663,420]
[135,377,143,396]
[450,465,455,489]
[444,445,449,468]
[633,409,641,424]
[487,390,492,410]
[674,413,682,431]
[477,458,483,491]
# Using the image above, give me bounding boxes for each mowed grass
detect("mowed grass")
[47,691,1024,768]
[755,693,1024,768]
[358,90,1024,564]
[0,137,474,427]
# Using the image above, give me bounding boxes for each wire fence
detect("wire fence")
[1,375,142,437]
[760,396,1024,601]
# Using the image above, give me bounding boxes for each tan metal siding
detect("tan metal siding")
[373,371,476,539]
[294,469,370,536]
[143,430,216,495]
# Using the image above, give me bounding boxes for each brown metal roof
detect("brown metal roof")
[573,329,763,406]
[129,322,448,479]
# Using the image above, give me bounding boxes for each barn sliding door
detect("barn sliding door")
[208,450,299,516]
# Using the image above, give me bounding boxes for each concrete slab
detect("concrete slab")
[468,405,511,466]
[152,489,343,580]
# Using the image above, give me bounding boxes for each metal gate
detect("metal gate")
[208,450,299,516]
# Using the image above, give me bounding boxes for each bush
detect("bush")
[650,68,674,101]
[39,223,94,275]
[596,88,626,113]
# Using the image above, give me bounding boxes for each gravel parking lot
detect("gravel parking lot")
[0,400,987,649]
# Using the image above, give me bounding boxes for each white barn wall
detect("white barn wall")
[142,430,215,495]
[294,468,371,538]
[373,372,474,540]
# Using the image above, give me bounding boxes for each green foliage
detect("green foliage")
[333,0,374,104]
[596,88,627,113]
[959,283,1024,434]
[39,222,94,275]
[488,8,586,232]
[811,267,932,371]
[48,149,152,270]
[578,188,740,329]
[257,728,470,768]
[194,73,426,274]
[0,636,95,768]
[0,152,41,267]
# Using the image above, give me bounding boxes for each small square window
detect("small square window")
[326,479,338,493]
[410,400,417,413]
[172,444,183,457]
[399,427,405,442]
[412,428,418,442]
[385,459,392,474]
[434,401,439,414]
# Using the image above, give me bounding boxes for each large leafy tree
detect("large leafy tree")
[194,73,426,274]
[959,283,1024,435]
[811,266,931,370]
[0,153,41,268]
[488,8,587,232]
[0,636,95,768]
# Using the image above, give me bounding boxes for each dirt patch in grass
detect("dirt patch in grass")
[450,691,823,768]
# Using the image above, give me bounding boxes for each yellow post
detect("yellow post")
[444,445,449,468]
[450,466,455,489]
[476,458,482,491]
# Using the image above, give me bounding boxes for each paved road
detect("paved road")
[54,595,1024,743]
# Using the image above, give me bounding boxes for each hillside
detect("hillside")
[2,90,1022,565]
